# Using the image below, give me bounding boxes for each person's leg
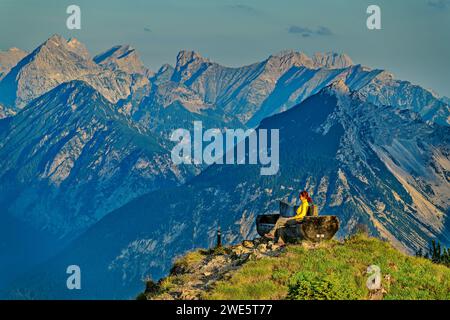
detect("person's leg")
[266,217,289,238]
[277,235,286,246]
[275,217,295,244]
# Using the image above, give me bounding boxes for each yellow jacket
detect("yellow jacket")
[295,200,309,221]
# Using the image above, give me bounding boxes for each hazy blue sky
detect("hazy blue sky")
[1,0,449,97]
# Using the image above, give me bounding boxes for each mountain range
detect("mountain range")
[5,80,449,299]
[0,35,448,298]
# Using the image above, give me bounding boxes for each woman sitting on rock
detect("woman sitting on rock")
[265,191,312,242]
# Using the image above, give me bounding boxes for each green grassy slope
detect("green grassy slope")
[142,235,450,300]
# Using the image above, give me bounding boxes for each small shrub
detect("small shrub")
[158,276,176,293]
[287,271,360,300]
[144,279,159,295]
[135,292,147,300]
[170,250,204,275]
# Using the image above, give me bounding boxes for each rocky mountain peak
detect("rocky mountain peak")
[267,50,315,69]
[94,44,134,62]
[175,50,208,68]
[312,52,354,69]
[0,35,148,109]
[171,50,210,83]
[94,44,147,75]
[266,51,353,70]
[66,37,90,59]
[0,34,101,108]
[152,63,174,84]
[41,34,68,49]
[32,35,93,65]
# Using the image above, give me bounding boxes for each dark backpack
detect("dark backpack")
[307,203,318,217]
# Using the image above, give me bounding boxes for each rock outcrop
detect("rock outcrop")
[145,237,286,300]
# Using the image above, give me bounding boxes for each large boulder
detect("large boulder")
[256,214,339,243]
